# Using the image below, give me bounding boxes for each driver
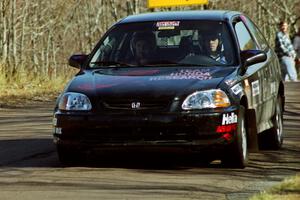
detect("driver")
[130,32,156,65]
[202,32,227,64]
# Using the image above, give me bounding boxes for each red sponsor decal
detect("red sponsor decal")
[78,83,117,90]
[156,21,180,27]
[78,84,93,90]
[120,69,160,76]
[222,133,233,141]
[216,124,237,133]
[95,84,117,89]
[240,15,247,24]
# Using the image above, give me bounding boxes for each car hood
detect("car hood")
[68,67,236,100]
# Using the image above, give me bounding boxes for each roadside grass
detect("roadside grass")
[0,76,69,107]
[250,174,300,200]
[0,63,79,107]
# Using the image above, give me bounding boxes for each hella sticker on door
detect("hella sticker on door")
[222,113,237,125]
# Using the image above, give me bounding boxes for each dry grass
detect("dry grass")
[252,194,300,200]
[0,63,78,107]
[250,174,300,200]
[0,76,69,107]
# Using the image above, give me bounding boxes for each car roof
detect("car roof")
[118,10,241,24]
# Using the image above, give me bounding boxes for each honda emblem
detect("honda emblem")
[131,102,141,109]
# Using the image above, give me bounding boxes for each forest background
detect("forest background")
[0,0,299,101]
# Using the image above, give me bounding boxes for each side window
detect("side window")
[234,21,258,50]
[90,35,121,67]
[243,17,269,50]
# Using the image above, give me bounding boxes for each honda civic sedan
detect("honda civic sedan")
[53,10,284,168]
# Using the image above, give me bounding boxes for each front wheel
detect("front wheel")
[222,106,248,168]
[57,144,84,166]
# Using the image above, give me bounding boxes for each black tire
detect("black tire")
[222,106,248,168]
[259,97,283,150]
[57,144,83,166]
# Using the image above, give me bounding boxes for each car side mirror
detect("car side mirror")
[240,50,267,75]
[68,54,88,69]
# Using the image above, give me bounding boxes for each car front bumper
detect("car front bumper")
[53,106,239,152]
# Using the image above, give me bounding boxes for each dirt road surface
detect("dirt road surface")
[0,83,299,200]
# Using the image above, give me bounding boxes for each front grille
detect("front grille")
[77,126,200,143]
[102,99,170,111]
[60,125,220,144]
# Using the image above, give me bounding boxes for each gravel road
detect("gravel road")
[0,82,299,200]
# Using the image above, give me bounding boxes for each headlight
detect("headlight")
[58,92,92,111]
[182,89,230,110]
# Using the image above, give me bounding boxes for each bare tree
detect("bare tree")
[0,0,299,83]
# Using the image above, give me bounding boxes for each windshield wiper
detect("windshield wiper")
[145,60,182,66]
[90,60,133,67]
[177,62,212,67]
[145,60,212,67]
[143,59,214,67]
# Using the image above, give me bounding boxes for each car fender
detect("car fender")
[229,87,259,152]
[245,107,259,152]
[239,91,259,152]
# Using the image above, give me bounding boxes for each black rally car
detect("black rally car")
[53,10,284,168]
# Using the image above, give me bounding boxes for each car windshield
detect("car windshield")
[89,20,237,68]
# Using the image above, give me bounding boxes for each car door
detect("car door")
[232,16,268,133]
[241,16,278,130]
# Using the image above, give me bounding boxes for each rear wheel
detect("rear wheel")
[259,97,283,150]
[222,106,248,168]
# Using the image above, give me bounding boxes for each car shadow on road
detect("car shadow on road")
[0,138,229,169]
[0,138,60,168]
[82,151,220,170]
[0,136,299,175]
